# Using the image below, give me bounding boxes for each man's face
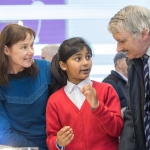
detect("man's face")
[41,50,53,62]
[113,30,147,59]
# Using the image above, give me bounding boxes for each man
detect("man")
[108,5,150,150]
[41,44,59,62]
[103,52,128,117]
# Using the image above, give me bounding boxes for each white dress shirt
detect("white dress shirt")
[115,71,128,82]
[64,78,93,110]
[146,46,150,79]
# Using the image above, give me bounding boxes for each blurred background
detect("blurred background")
[0,0,149,81]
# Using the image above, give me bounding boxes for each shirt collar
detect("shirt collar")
[146,46,150,57]
[65,77,93,93]
[115,71,128,82]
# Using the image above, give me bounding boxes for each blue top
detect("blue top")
[0,59,52,150]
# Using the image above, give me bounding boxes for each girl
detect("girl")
[46,37,123,150]
[0,24,52,150]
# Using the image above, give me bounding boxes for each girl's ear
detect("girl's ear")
[4,45,10,55]
[59,61,67,71]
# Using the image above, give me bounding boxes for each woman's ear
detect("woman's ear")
[59,61,67,71]
[4,45,10,55]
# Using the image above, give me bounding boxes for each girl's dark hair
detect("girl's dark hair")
[49,37,92,95]
[0,24,38,86]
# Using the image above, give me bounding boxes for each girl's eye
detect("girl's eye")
[86,55,91,60]
[75,57,80,61]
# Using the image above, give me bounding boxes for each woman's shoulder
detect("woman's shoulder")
[34,59,51,77]
[34,59,50,67]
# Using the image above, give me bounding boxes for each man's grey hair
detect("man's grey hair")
[108,5,150,37]
[41,44,59,56]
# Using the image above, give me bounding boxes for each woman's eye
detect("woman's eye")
[31,45,34,49]
[21,46,26,49]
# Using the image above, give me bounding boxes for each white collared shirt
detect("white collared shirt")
[115,71,128,82]
[146,46,150,78]
[64,78,93,109]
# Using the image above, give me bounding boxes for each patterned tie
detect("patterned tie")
[143,54,150,149]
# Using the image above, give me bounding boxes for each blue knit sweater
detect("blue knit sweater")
[0,59,52,150]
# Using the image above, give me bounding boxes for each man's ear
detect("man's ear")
[59,61,67,71]
[117,59,122,68]
[4,46,10,55]
[142,29,149,41]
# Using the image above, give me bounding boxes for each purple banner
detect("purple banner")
[0,0,66,44]
[0,0,65,5]
[0,20,66,44]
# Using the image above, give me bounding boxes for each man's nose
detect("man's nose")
[116,43,123,52]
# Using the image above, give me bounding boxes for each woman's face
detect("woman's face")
[4,33,34,74]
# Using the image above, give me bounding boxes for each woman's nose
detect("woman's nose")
[28,48,34,55]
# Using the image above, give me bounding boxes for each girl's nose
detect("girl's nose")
[83,58,88,66]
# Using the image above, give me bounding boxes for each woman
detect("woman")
[0,24,52,150]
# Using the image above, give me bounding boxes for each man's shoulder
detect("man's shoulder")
[102,71,120,84]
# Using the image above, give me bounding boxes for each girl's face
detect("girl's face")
[60,47,92,85]
[4,33,34,74]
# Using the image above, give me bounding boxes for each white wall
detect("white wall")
[1,1,150,81]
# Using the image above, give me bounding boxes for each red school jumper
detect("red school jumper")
[46,81,124,150]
